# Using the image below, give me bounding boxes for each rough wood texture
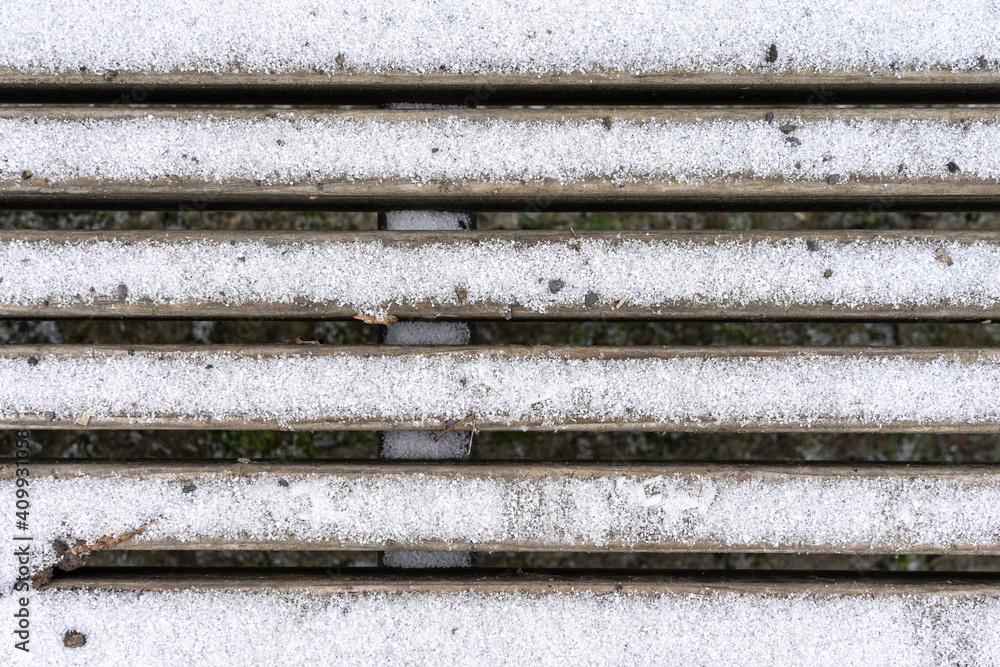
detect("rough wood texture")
[42,568,1000,598]
[9,459,1000,554]
[2,344,1000,432]
[1,229,999,321]
[0,68,998,105]
[0,107,996,211]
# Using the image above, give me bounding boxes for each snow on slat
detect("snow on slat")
[2,345,1000,431]
[6,461,1000,566]
[5,230,1000,320]
[0,1,998,78]
[0,108,998,210]
[16,572,1000,666]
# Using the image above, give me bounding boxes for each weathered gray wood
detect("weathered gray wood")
[1,229,999,321]
[2,344,999,432]
[10,459,1000,555]
[0,68,998,105]
[42,568,1000,598]
[0,107,996,211]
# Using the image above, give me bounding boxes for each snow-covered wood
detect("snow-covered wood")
[4,230,1000,321]
[19,571,1000,666]
[0,1,998,103]
[1,345,1000,431]
[0,108,997,211]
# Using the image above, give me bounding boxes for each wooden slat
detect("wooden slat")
[1,229,999,321]
[31,570,1000,664]
[11,460,1000,555]
[2,345,1000,432]
[1,107,997,211]
[42,568,1000,597]
[1,69,998,105]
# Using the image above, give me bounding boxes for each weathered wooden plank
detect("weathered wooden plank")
[0,107,997,211]
[0,345,999,432]
[8,460,1000,555]
[41,568,1000,597]
[1,69,998,105]
[27,570,1000,665]
[2,229,1000,321]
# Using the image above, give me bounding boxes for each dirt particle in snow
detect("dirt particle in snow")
[278,478,290,487]
[585,292,600,307]
[602,116,612,130]
[979,56,989,69]
[824,269,833,278]
[182,483,197,493]
[31,568,53,588]
[27,356,39,366]
[779,124,797,134]
[947,161,961,173]
[335,54,345,66]
[20,170,32,180]
[117,283,128,301]
[63,631,86,648]
[827,174,841,185]
[548,279,565,294]
[764,112,774,123]
[766,44,778,63]
[806,240,820,252]
[935,248,954,266]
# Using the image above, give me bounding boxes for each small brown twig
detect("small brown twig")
[467,419,478,456]
[435,414,476,442]
[69,518,161,554]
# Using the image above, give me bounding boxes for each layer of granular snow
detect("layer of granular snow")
[383,323,472,345]
[5,235,1000,316]
[381,208,476,570]
[380,432,470,459]
[2,349,1000,427]
[1,1,998,75]
[384,211,473,231]
[382,551,474,568]
[1,115,999,185]
[5,468,1000,588]
[6,586,1000,666]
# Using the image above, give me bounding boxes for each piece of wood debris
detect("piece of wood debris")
[435,414,477,442]
[295,336,323,345]
[354,314,398,325]
[69,518,160,554]
[615,296,629,309]
[75,410,91,426]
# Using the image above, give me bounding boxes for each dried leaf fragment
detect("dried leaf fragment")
[354,314,398,325]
